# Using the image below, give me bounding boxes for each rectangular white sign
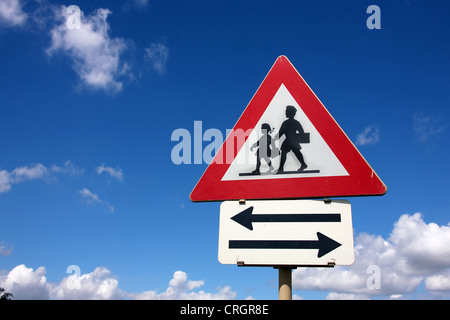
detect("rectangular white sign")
[218,199,354,266]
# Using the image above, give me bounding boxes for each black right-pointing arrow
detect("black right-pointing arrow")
[228,232,342,258]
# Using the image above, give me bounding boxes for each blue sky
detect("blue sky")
[0,0,450,300]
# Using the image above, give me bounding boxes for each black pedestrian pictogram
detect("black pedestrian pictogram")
[276,105,308,173]
[249,123,275,175]
[240,105,320,176]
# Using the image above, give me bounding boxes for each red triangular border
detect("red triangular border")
[190,56,387,202]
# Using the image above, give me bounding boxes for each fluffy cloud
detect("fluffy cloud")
[292,213,450,299]
[0,241,13,257]
[0,170,11,193]
[50,267,123,300]
[129,271,236,300]
[79,187,114,213]
[0,161,83,194]
[11,164,47,182]
[0,161,116,213]
[79,187,101,204]
[390,213,450,273]
[96,164,123,181]
[144,43,169,75]
[50,160,84,175]
[0,0,27,27]
[355,125,380,146]
[0,266,236,300]
[425,269,450,298]
[1,2,168,92]
[0,264,49,300]
[412,113,447,142]
[46,6,131,93]
[0,164,48,193]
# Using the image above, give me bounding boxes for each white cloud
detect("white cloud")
[425,270,450,299]
[0,241,13,257]
[412,113,447,142]
[46,6,131,93]
[0,0,27,27]
[0,170,11,193]
[0,161,115,212]
[96,164,123,181]
[11,164,47,182]
[292,212,450,299]
[0,264,49,300]
[1,3,166,91]
[390,213,450,273]
[79,187,101,204]
[132,0,149,9]
[125,270,236,300]
[325,292,369,300]
[0,162,86,194]
[50,160,84,175]
[425,270,450,291]
[0,266,236,300]
[78,187,114,213]
[0,164,48,193]
[106,202,115,213]
[355,125,380,146]
[49,267,123,300]
[144,43,169,75]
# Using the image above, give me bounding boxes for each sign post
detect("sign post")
[278,267,292,300]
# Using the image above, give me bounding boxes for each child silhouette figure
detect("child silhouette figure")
[250,123,275,174]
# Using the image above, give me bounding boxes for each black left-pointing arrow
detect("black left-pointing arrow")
[231,206,341,231]
[228,232,341,258]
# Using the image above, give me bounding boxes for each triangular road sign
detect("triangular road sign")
[190,56,387,202]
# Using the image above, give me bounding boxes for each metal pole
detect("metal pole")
[278,267,292,300]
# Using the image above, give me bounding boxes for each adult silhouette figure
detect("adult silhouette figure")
[275,105,308,173]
